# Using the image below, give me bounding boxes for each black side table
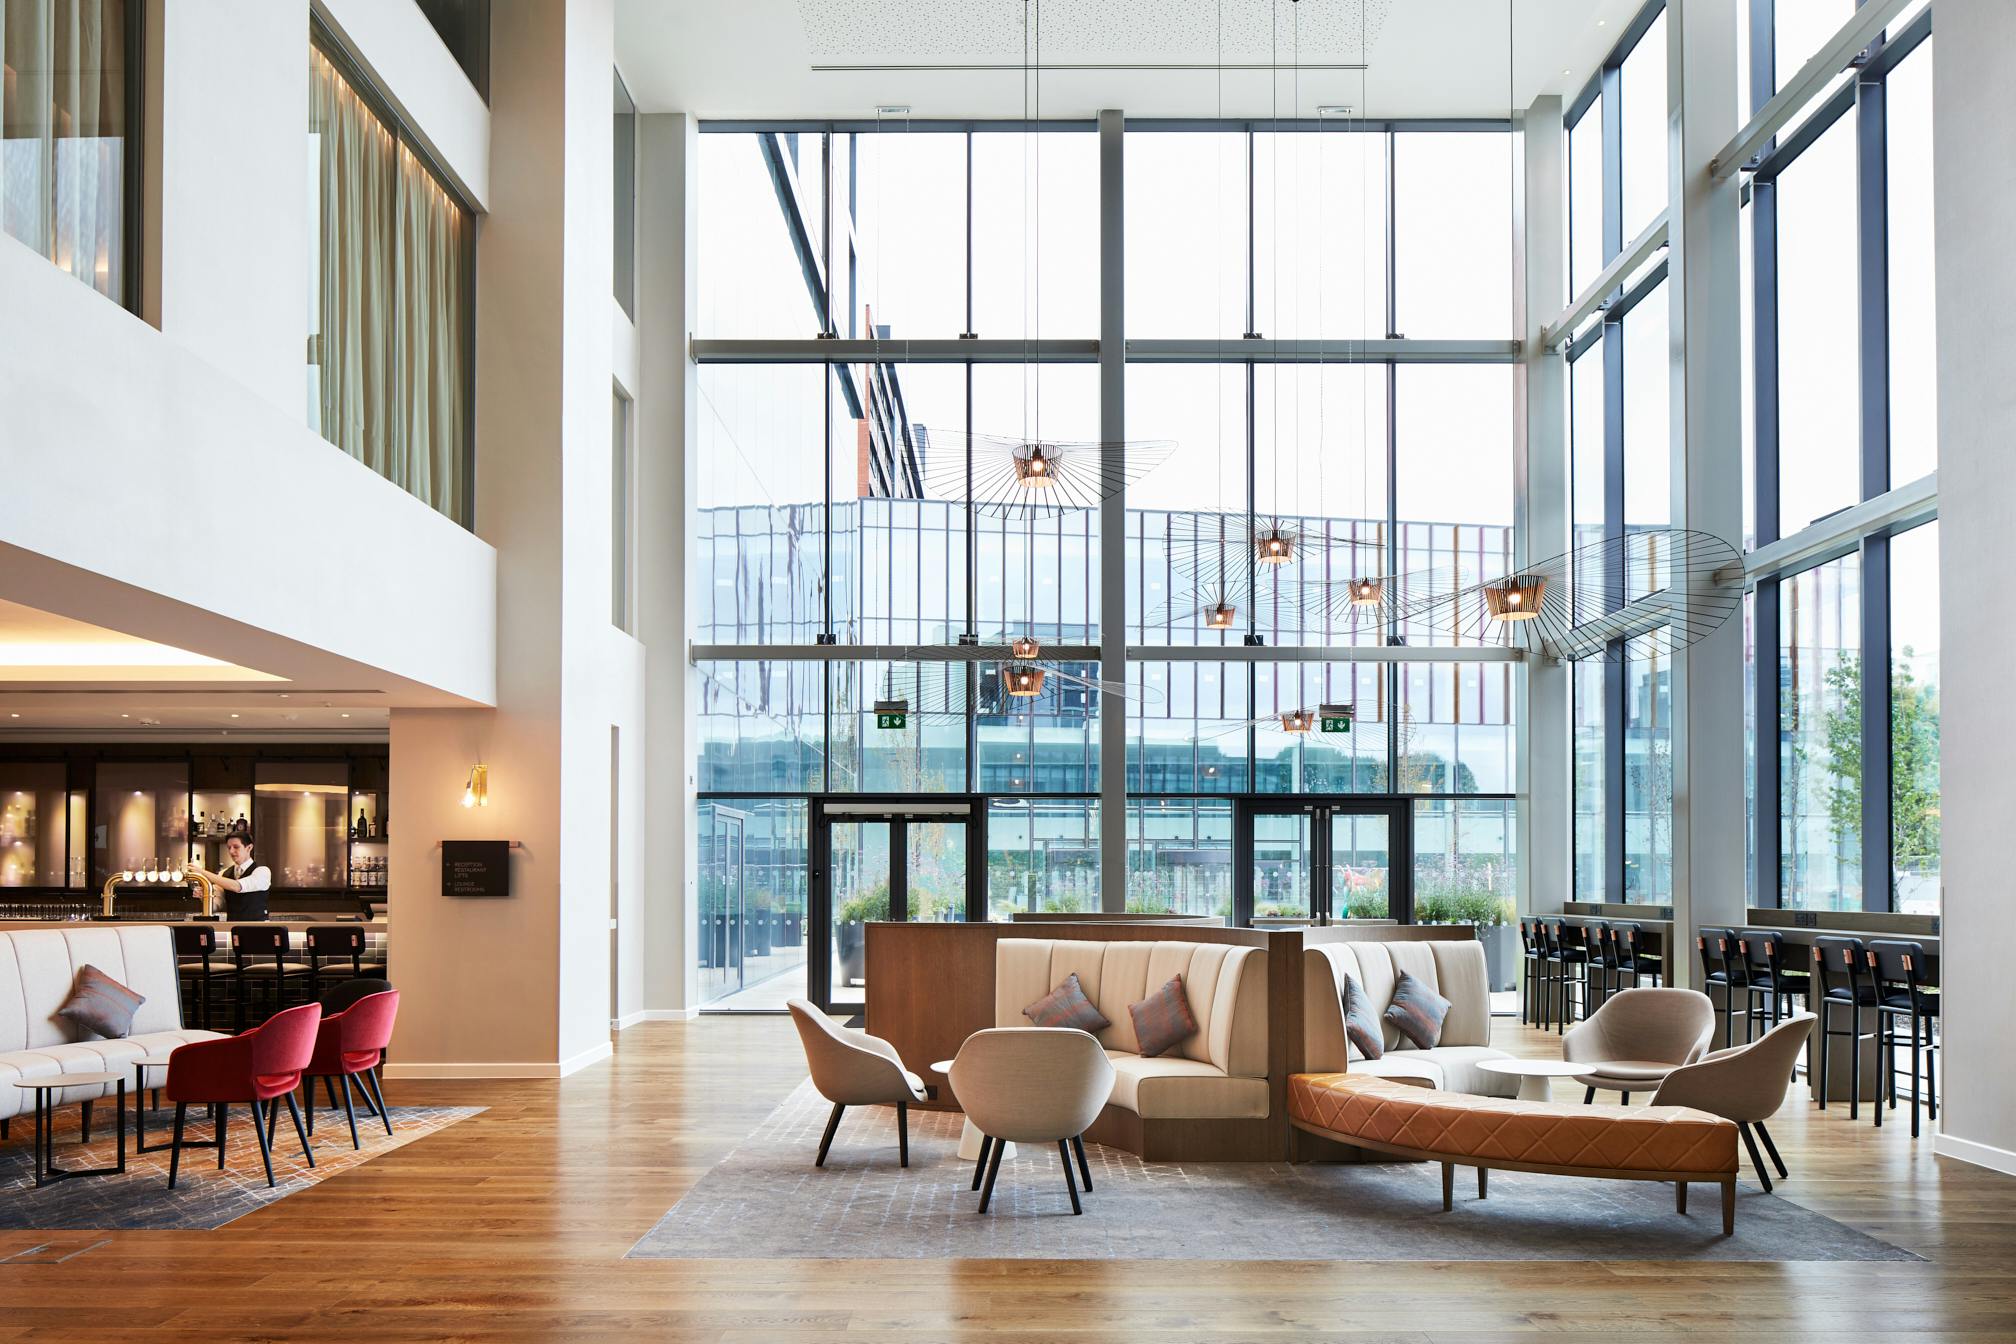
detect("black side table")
[14,1074,126,1187]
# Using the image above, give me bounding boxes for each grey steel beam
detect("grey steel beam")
[1126,338,1519,364]
[1541,211,1669,350]
[1740,472,1938,588]
[1098,108,1128,913]
[1710,0,1913,179]
[691,338,1099,364]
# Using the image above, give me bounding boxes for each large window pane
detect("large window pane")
[1573,661,1606,900]
[1392,132,1512,337]
[1414,798,1517,930]
[698,133,823,336]
[696,660,825,792]
[1568,103,1604,298]
[971,362,1100,641]
[1780,555,1861,910]
[1623,284,1670,601]
[989,797,1097,918]
[1255,662,1387,793]
[1128,798,1231,920]
[1885,44,1936,484]
[970,129,1098,338]
[854,130,967,337]
[1130,661,1250,794]
[697,798,808,1007]
[976,659,1098,795]
[1253,130,1387,340]
[1,0,131,303]
[830,660,968,792]
[1127,365,1247,643]
[1774,115,1859,535]
[1890,523,1939,913]
[1394,365,1514,641]
[1620,11,1668,246]
[1570,340,1607,621]
[1125,131,1245,338]
[1623,636,1672,901]
[696,365,827,643]
[1398,663,1513,795]
[613,68,636,317]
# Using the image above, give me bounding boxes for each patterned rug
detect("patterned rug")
[628,1081,1920,1263]
[0,1097,481,1231]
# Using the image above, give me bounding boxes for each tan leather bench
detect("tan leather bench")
[1290,1072,1743,1234]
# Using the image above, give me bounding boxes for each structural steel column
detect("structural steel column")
[1098,109,1127,911]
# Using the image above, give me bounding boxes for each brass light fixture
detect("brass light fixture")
[1005,665,1047,697]
[1348,577,1383,607]
[461,763,490,809]
[1278,708,1314,734]
[1484,576,1547,621]
[1010,634,1042,660]
[1013,444,1057,489]
[1206,602,1237,629]
[1255,528,1294,566]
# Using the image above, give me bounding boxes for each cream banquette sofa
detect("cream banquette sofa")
[994,937,1269,1122]
[1303,938,1517,1097]
[0,925,224,1126]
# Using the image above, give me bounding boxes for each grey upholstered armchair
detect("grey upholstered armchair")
[1564,987,1717,1103]
[1652,1013,1815,1190]
[787,999,928,1168]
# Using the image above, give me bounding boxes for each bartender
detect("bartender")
[190,833,272,921]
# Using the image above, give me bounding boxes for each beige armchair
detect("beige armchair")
[1652,1013,1814,1191]
[787,999,927,1168]
[948,1028,1115,1215]
[1564,987,1716,1103]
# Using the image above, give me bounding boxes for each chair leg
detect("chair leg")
[362,1070,394,1136]
[168,1103,187,1189]
[324,1076,343,1112]
[1738,1121,1773,1193]
[1721,1179,1736,1236]
[1072,1134,1092,1192]
[1058,1139,1082,1215]
[216,1103,230,1170]
[305,1080,316,1137]
[81,1100,92,1144]
[1755,1120,1788,1179]
[977,1134,1005,1213]
[284,1090,315,1168]
[1925,1019,1938,1121]
[971,1134,993,1191]
[339,1073,361,1151]
[816,1102,845,1168]
[1441,1161,1454,1211]
[1621,1092,1630,1105]
[1850,1008,1862,1122]
[1584,1086,1595,1105]
[265,1096,279,1149]
[1676,1180,1687,1215]
[252,1097,276,1187]
[897,1100,909,1168]
[1817,1002,1831,1109]
[1477,1165,1488,1200]
[1910,1011,1922,1139]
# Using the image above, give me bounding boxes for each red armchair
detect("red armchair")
[302,989,399,1149]
[164,1001,321,1189]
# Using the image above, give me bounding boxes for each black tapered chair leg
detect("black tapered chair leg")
[977,1135,1005,1213]
[324,1076,342,1112]
[1072,1134,1092,1192]
[265,1096,279,1148]
[1621,1092,1630,1105]
[816,1102,845,1167]
[897,1100,909,1168]
[362,1070,394,1136]
[1926,1020,1938,1121]
[252,1097,276,1187]
[1755,1120,1787,1179]
[81,1100,92,1144]
[1849,1009,1862,1122]
[971,1134,993,1191]
[1817,1002,1831,1109]
[339,1073,361,1150]
[1058,1140,1082,1215]
[168,1103,187,1189]
[1910,1012,1922,1138]
[216,1103,230,1169]
[304,1080,316,1136]
[284,1090,315,1168]
[1584,1086,1595,1105]
[1738,1121,1772,1193]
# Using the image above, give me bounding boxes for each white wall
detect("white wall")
[314,0,492,210]
[1931,0,2016,1175]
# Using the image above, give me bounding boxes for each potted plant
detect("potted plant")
[835,882,890,990]
[1454,889,1518,991]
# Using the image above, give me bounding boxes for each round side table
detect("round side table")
[14,1073,126,1187]
[1475,1057,1603,1103]
[930,1060,1013,1162]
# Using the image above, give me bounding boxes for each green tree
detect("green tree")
[1820,650,1941,872]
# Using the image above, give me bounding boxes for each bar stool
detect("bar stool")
[1697,927,1740,1049]
[1867,940,1938,1137]
[1517,919,1546,1026]
[304,926,387,1001]
[1580,920,1613,1014]
[1543,918,1590,1032]
[232,926,313,1031]
[1610,921,1663,989]
[1738,930,1809,1045]
[173,924,226,1032]
[1813,935,1877,1119]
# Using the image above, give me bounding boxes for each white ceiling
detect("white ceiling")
[0,598,280,684]
[617,0,1646,121]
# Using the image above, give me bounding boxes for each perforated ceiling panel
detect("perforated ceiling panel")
[794,0,1395,63]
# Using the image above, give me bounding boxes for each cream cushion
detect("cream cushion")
[994,938,1269,1121]
[1303,940,1516,1098]
[0,926,224,1121]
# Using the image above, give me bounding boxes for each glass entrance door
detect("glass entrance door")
[811,798,981,1013]
[1234,798,1409,927]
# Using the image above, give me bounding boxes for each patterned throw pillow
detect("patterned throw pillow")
[1023,972,1111,1033]
[1340,973,1384,1060]
[1128,974,1199,1058]
[57,964,146,1040]
[1383,971,1451,1050]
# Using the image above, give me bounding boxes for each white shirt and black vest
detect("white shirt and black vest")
[223,861,272,921]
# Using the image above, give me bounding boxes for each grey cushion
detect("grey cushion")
[1341,974,1384,1060]
[1023,972,1111,1033]
[1383,971,1451,1050]
[57,964,146,1040]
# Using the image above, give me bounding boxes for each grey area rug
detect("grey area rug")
[628,1080,1919,1263]
[0,1103,483,1231]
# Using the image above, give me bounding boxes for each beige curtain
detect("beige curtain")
[310,45,467,522]
[1,0,128,299]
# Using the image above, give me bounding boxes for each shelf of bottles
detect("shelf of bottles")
[349,787,388,889]
[0,765,81,889]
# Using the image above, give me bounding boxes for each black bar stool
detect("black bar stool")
[1697,927,1739,1048]
[1580,920,1613,1014]
[1610,920,1663,989]
[1813,935,1877,1119]
[173,924,225,1032]
[1867,940,1938,1137]
[1517,919,1546,1026]
[304,926,388,1001]
[1738,930,1809,1043]
[1543,918,1589,1032]
[232,926,313,1030]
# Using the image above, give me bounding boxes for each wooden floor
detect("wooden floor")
[4,1014,2012,1342]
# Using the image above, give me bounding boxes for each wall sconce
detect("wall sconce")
[462,763,490,809]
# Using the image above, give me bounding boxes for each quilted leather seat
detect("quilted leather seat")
[1289,1072,1738,1175]
[994,939,1268,1120]
[1303,940,1518,1096]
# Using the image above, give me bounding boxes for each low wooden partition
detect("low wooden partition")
[863,920,1475,1162]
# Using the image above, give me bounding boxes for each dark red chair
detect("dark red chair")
[301,989,399,1149]
[164,1001,321,1189]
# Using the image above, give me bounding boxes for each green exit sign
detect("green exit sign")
[876,711,908,730]
[1320,714,1354,734]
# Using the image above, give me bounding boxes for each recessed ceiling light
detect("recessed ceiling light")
[121,713,130,718]
[229,713,240,719]
[340,713,351,719]
[7,713,16,719]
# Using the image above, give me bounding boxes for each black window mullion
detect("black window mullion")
[1855,47,1894,914]
[1602,309,1627,902]
[1859,536,1892,912]
[1754,579,1782,907]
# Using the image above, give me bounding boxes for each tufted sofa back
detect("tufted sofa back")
[1302,939,1493,1071]
[994,938,1269,1078]
[0,925,188,1050]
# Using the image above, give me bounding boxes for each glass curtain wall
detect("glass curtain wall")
[1747,1,1937,913]
[307,37,473,524]
[1,0,135,305]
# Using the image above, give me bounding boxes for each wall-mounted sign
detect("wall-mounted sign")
[1319,704,1354,734]
[875,711,908,730]
[442,840,511,898]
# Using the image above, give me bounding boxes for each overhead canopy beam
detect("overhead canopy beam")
[1541,211,1668,350]
[1126,338,1518,364]
[1710,0,1914,180]
[689,642,1523,665]
[693,338,1519,365]
[1741,470,1939,589]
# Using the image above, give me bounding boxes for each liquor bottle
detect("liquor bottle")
[356,807,368,841]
